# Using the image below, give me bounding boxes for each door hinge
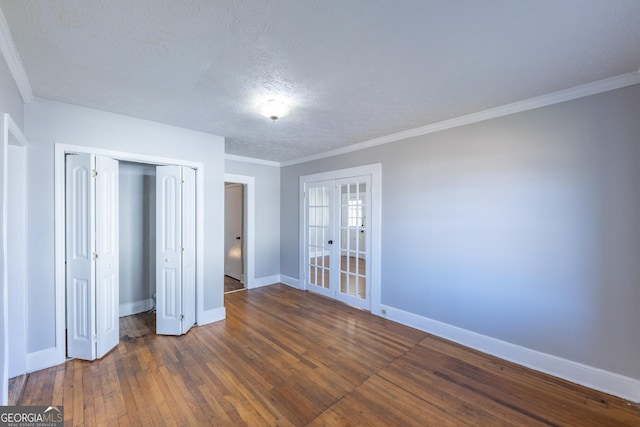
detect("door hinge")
[92,252,98,260]
[92,169,98,177]
[179,314,184,321]
[181,179,185,184]
[180,246,185,253]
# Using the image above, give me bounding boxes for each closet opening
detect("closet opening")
[118,161,157,342]
[62,149,200,362]
[224,182,246,294]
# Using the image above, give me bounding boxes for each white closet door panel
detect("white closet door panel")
[95,156,119,359]
[156,165,182,335]
[181,167,196,334]
[65,153,96,361]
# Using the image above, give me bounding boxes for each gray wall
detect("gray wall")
[225,159,280,279]
[281,84,640,380]
[119,161,156,308]
[25,98,225,352]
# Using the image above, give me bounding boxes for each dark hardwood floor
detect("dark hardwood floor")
[224,275,245,293]
[13,284,640,426]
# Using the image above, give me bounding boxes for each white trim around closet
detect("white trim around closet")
[53,143,205,367]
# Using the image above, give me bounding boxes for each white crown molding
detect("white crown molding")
[0,7,33,103]
[225,153,280,167]
[281,71,640,167]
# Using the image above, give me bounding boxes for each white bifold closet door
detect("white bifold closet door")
[66,154,119,361]
[156,165,196,335]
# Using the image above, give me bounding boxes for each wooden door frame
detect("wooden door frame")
[299,164,381,313]
[54,143,205,366]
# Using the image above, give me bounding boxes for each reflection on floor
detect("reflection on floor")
[309,255,366,299]
[225,275,245,293]
[119,311,155,342]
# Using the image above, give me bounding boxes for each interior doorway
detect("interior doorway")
[60,147,202,362]
[223,173,255,294]
[300,164,382,313]
[224,182,245,293]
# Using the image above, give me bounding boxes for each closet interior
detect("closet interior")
[119,161,157,336]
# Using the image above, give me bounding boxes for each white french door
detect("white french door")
[156,165,196,335]
[304,175,372,310]
[305,181,334,299]
[65,154,119,360]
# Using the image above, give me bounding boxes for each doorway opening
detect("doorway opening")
[299,164,382,313]
[223,173,255,294]
[57,145,204,363]
[224,182,246,294]
[118,161,157,342]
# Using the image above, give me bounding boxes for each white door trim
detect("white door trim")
[299,164,382,313]
[224,174,255,289]
[2,114,27,404]
[54,143,205,365]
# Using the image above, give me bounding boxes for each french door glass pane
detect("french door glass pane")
[339,181,367,300]
[307,184,331,290]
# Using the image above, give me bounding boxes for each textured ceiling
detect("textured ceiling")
[2,0,640,162]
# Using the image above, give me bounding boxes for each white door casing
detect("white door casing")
[54,144,205,369]
[65,154,120,361]
[156,165,196,335]
[7,144,26,378]
[181,167,197,334]
[224,184,243,281]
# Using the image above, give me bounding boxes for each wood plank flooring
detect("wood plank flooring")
[14,284,640,426]
[224,275,245,293]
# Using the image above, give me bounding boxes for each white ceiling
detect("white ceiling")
[2,0,640,162]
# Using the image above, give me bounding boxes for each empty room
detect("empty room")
[0,1,639,425]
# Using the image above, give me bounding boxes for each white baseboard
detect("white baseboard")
[26,347,59,373]
[119,299,154,317]
[250,275,281,289]
[379,304,640,403]
[198,306,226,326]
[279,275,301,289]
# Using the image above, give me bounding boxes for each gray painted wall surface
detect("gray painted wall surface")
[281,84,640,380]
[119,162,155,307]
[25,98,225,352]
[225,159,280,279]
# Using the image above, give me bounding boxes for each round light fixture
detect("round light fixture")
[258,99,289,122]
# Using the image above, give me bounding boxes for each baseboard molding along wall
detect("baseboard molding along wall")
[279,275,301,289]
[379,304,640,403]
[119,299,154,317]
[26,347,58,374]
[250,275,281,289]
[198,306,226,326]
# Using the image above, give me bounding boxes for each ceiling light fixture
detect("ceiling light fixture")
[258,99,289,122]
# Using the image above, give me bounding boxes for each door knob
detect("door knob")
[236,236,241,240]
[328,240,333,245]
